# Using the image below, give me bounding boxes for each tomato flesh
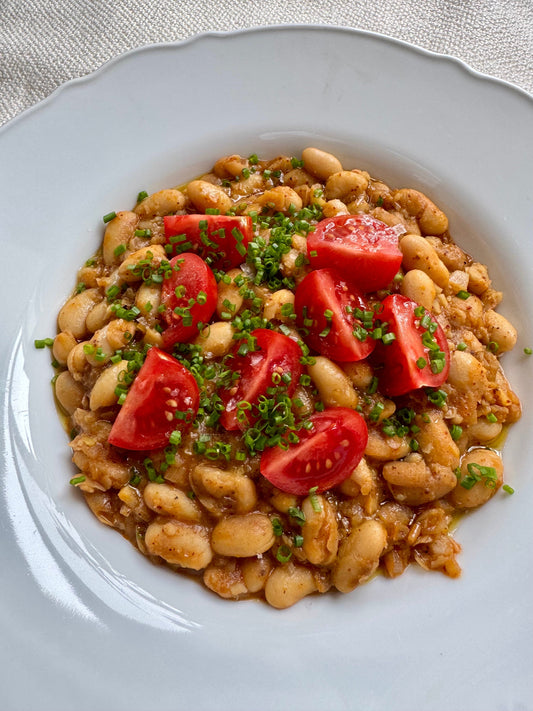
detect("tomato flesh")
[307,214,404,292]
[160,252,217,349]
[219,329,302,431]
[164,214,252,271]
[108,347,199,451]
[260,408,368,495]
[372,294,450,396]
[294,268,375,362]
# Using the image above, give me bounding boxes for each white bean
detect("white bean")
[333,520,387,593]
[89,360,128,410]
[144,519,212,570]
[58,288,101,339]
[307,357,358,409]
[133,189,186,218]
[264,563,317,609]
[55,371,85,414]
[302,147,343,179]
[211,513,275,557]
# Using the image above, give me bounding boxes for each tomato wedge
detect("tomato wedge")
[164,214,252,271]
[307,214,404,292]
[372,294,450,396]
[108,347,199,451]
[219,329,302,431]
[294,268,376,362]
[260,408,368,495]
[160,253,217,349]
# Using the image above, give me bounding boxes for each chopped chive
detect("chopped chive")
[276,545,293,564]
[103,211,116,223]
[450,424,463,441]
[272,518,283,536]
[114,244,127,257]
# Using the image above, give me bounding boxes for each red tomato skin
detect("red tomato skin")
[108,347,199,451]
[219,329,303,431]
[372,294,450,397]
[307,214,403,292]
[164,214,252,271]
[260,408,368,495]
[294,268,376,362]
[160,253,217,349]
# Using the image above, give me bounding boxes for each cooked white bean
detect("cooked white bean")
[117,245,167,283]
[135,282,161,318]
[264,563,317,609]
[414,409,460,469]
[190,464,257,516]
[393,188,448,235]
[342,360,374,389]
[216,268,244,317]
[66,342,89,380]
[307,356,358,409]
[322,199,349,217]
[89,360,128,410]
[211,513,275,557]
[383,457,457,505]
[143,482,203,523]
[144,519,212,570]
[55,371,85,414]
[187,180,232,213]
[400,234,450,288]
[302,147,343,179]
[85,300,112,333]
[365,427,410,461]
[325,170,368,200]
[483,310,517,353]
[448,350,487,394]
[400,269,437,311]
[58,288,101,339]
[257,186,303,213]
[467,418,503,443]
[333,520,387,593]
[133,189,186,218]
[52,331,77,367]
[213,154,248,178]
[242,557,273,594]
[449,448,504,509]
[85,320,135,367]
[194,321,235,358]
[103,211,139,265]
[262,289,295,322]
[301,496,338,566]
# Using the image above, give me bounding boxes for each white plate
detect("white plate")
[1,26,532,711]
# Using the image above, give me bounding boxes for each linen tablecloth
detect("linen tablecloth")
[1,0,532,127]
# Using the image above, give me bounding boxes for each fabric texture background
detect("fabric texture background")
[1,0,532,126]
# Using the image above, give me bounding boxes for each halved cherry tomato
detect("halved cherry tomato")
[307,214,404,292]
[294,268,376,362]
[372,294,450,397]
[219,328,302,431]
[164,214,253,271]
[260,408,368,495]
[108,347,199,451]
[160,253,217,349]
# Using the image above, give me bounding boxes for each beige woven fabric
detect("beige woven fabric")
[1,0,532,126]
